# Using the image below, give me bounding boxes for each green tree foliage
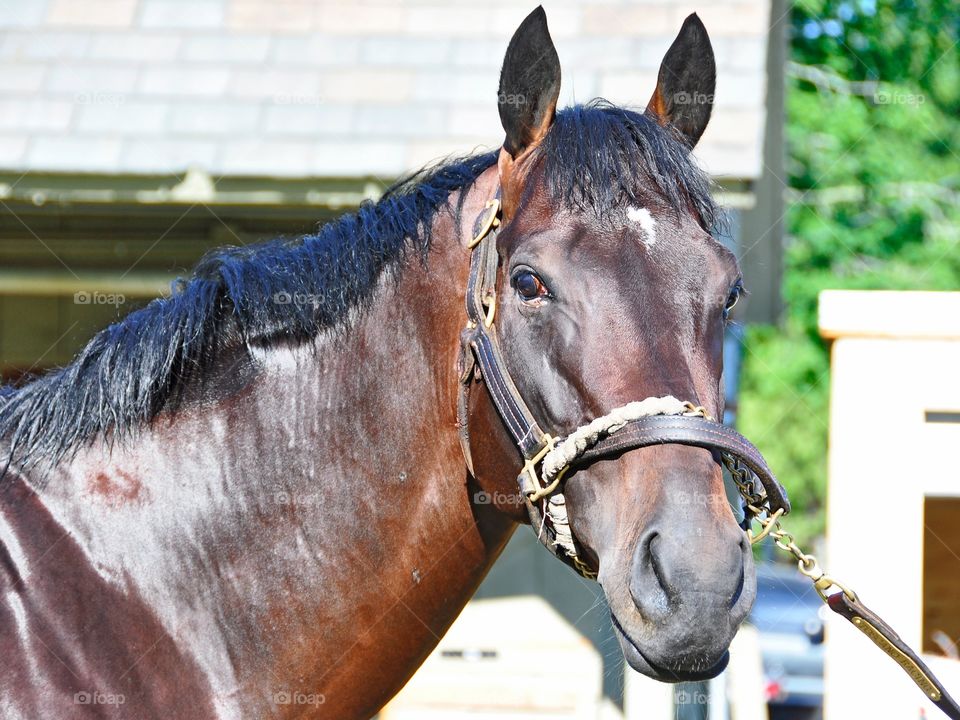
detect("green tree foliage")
[739,0,960,546]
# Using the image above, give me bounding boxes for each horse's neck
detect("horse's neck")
[27,164,519,717]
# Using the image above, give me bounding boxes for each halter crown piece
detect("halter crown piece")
[456,188,960,720]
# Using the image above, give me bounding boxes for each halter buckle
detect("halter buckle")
[468,198,501,249]
[518,434,555,497]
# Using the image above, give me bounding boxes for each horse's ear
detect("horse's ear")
[497,6,561,158]
[645,13,716,148]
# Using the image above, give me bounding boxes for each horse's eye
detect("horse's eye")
[513,270,549,303]
[724,284,742,316]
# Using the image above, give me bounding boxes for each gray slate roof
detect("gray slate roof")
[0,0,772,180]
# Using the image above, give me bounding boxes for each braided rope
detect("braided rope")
[541,395,707,489]
[538,395,709,574]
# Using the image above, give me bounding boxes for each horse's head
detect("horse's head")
[478,8,752,682]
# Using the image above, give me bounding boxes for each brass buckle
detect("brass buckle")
[468,198,501,249]
[520,434,555,497]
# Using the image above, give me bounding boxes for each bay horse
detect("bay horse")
[0,8,770,719]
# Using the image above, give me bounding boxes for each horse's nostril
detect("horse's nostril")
[629,530,672,620]
[729,529,754,609]
[729,559,745,609]
[647,534,671,596]
[630,525,749,621]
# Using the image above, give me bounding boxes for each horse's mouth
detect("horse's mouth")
[609,611,730,683]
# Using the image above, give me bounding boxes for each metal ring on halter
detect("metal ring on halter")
[468,199,501,249]
[482,293,496,328]
[527,464,569,504]
[747,507,784,545]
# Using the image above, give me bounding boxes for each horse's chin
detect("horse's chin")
[610,613,730,683]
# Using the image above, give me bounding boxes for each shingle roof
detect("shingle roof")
[0,0,772,180]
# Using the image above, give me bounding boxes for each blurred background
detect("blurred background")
[0,0,957,718]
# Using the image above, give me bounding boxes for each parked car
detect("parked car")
[750,562,827,720]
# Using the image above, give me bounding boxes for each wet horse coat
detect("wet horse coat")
[1,469,218,716]
[0,163,511,718]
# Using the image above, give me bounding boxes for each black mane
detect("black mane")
[0,102,718,472]
[541,101,719,228]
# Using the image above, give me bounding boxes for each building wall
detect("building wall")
[0,0,778,377]
[1,0,771,179]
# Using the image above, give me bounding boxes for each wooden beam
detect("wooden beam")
[0,270,171,298]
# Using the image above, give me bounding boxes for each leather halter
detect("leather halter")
[456,190,790,577]
[455,189,960,720]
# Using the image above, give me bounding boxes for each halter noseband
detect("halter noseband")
[456,189,790,580]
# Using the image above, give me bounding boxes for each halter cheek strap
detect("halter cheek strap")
[457,190,591,576]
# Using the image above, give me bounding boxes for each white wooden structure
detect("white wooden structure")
[819,290,960,719]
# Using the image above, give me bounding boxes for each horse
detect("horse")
[0,8,773,719]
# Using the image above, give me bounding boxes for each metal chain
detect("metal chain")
[722,454,858,603]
